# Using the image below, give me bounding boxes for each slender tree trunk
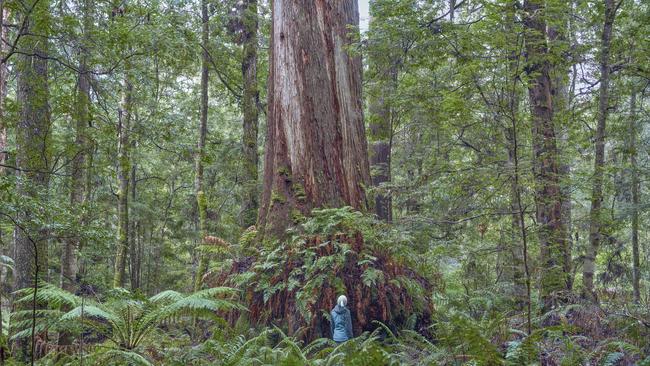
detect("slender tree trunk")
[13,0,50,360]
[129,162,138,290]
[61,0,92,294]
[258,0,370,240]
[506,124,528,311]
[194,0,210,292]
[113,67,132,289]
[522,0,570,311]
[0,5,8,174]
[0,3,8,364]
[507,53,533,333]
[629,87,640,303]
[368,59,395,222]
[504,3,529,323]
[583,0,617,302]
[509,113,533,335]
[239,0,260,228]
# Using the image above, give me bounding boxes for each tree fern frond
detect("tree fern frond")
[0,255,14,274]
[9,322,48,340]
[148,290,183,303]
[13,283,81,308]
[92,348,154,366]
[61,304,118,323]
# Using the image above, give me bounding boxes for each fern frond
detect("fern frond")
[600,352,624,366]
[13,283,81,308]
[0,255,14,273]
[148,290,184,303]
[61,304,118,323]
[92,348,154,366]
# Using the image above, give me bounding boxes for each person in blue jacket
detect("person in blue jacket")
[330,295,353,343]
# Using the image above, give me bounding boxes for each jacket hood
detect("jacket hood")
[333,304,346,313]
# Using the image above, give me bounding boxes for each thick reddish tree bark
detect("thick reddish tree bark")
[258,0,371,240]
[523,0,570,311]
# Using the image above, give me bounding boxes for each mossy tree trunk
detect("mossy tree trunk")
[0,6,5,356]
[13,0,50,360]
[583,0,617,302]
[194,0,210,291]
[129,162,139,290]
[367,61,395,222]
[502,1,528,322]
[113,65,132,289]
[258,0,371,241]
[522,0,570,311]
[61,0,92,294]
[549,6,574,292]
[629,86,640,303]
[14,0,51,293]
[0,5,8,174]
[239,0,260,229]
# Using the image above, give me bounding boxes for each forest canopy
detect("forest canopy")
[0,0,649,365]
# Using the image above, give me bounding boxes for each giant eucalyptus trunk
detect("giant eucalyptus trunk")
[239,0,260,228]
[522,0,570,310]
[258,0,371,240]
[583,0,617,302]
[194,0,210,291]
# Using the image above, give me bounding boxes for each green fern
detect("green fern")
[600,352,624,366]
[9,284,244,364]
[0,255,14,274]
[59,286,243,350]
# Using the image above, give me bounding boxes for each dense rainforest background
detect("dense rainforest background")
[0,0,649,364]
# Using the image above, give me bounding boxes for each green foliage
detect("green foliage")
[0,255,13,274]
[186,325,413,366]
[9,284,243,364]
[233,207,433,332]
[0,0,648,364]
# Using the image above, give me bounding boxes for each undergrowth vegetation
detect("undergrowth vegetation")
[208,207,436,340]
[2,209,647,365]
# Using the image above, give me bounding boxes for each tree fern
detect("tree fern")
[9,284,243,363]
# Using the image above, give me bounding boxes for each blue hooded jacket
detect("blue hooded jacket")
[330,304,353,342]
